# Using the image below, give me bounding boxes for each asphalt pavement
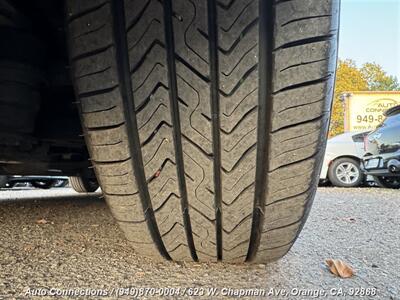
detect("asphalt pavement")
[0,187,399,299]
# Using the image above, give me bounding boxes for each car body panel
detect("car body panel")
[362,150,400,176]
[362,105,400,176]
[365,110,400,156]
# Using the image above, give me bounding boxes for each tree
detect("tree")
[329,59,368,137]
[360,62,400,91]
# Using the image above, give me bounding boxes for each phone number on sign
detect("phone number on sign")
[356,114,384,123]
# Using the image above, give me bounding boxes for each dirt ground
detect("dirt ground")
[0,187,399,299]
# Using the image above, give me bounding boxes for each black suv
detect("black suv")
[362,105,400,188]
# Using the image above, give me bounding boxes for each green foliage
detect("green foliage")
[360,62,400,91]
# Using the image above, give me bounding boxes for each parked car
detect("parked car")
[320,131,370,187]
[0,174,98,192]
[362,105,400,189]
[0,175,68,189]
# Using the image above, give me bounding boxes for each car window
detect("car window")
[379,113,400,128]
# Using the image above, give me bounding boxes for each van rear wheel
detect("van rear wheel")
[66,0,340,262]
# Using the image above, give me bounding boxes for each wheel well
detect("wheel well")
[0,1,88,176]
[329,155,361,168]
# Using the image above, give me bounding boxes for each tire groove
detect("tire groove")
[272,75,332,95]
[143,138,169,167]
[82,105,117,114]
[220,0,254,32]
[276,97,324,114]
[220,106,257,134]
[78,84,119,98]
[129,39,166,73]
[274,34,334,51]
[222,182,253,206]
[68,1,109,22]
[110,0,171,260]
[222,87,257,117]
[246,0,274,262]
[75,66,112,80]
[198,18,258,55]
[271,114,326,133]
[217,0,236,10]
[140,121,172,147]
[281,15,333,27]
[125,0,152,33]
[221,43,257,76]
[71,44,114,62]
[85,121,124,131]
[221,143,256,174]
[207,0,223,260]
[135,82,168,113]
[72,23,108,40]
[219,64,257,97]
[163,0,198,261]
[129,18,162,50]
[279,58,328,72]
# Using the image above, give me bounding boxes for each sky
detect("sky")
[339,0,400,79]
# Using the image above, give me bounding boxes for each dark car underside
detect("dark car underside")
[0,0,89,177]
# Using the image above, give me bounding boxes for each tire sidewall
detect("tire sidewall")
[328,158,363,187]
[0,175,8,188]
[70,176,99,193]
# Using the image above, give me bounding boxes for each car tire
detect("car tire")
[0,175,8,188]
[69,176,99,193]
[328,158,363,187]
[66,0,340,262]
[373,176,400,189]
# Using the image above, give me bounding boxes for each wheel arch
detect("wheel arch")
[329,155,362,166]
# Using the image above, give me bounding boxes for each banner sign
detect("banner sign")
[343,92,400,132]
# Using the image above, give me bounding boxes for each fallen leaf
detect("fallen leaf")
[23,244,34,252]
[36,218,48,224]
[326,259,354,278]
[135,272,145,277]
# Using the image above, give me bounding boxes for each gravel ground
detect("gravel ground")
[0,187,399,299]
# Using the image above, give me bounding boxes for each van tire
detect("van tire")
[66,0,340,262]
